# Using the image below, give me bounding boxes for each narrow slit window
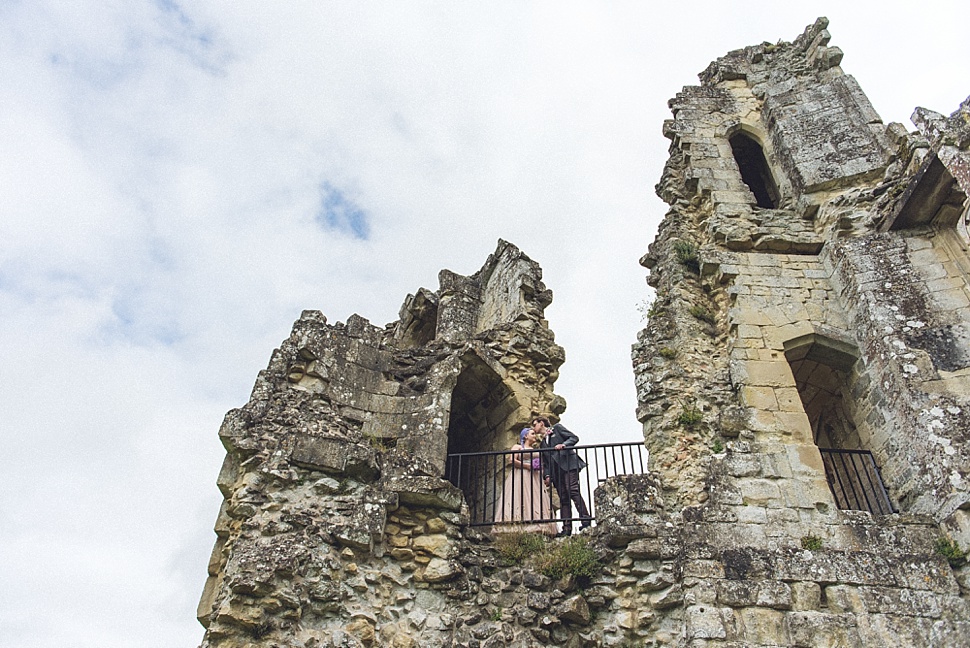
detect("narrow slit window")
[730,132,780,209]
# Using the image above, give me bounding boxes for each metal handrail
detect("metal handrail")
[818,448,896,515]
[446,441,647,529]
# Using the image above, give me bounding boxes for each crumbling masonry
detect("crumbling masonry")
[199,19,970,647]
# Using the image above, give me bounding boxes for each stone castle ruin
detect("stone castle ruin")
[199,19,970,647]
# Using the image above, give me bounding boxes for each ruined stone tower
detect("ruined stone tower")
[197,240,574,644]
[633,16,970,645]
[199,19,969,647]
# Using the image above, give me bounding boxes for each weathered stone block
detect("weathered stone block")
[685,605,727,640]
[933,288,970,311]
[738,478,781,506]
[741,360,799,388]
[724,453,762,477]
[736,506,768,524]
[932,614,970,648]
[774,386,803,412]
[779,478,831,509]
[792,581,821,611]
[411,534,453,559]
[786,611,860,647]
[774,411,814,441]
[683,559,726,580]
[555,595,591,625]
[384,476,463,511]
[197,575,220,627]
[825,585,865,614]
[761,452,793,479]
[218,408,258,454]
[740,385,778,410]
[857,585,942,618]
[216,454,240,497]
[788,444,825,476]
[650,584,684,610]
[857,612,937,647]
[415,558,459,583]
[640,569,676,592]
[291,434,380,481]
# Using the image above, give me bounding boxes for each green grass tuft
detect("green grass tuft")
[536,536,601,580]
[690,305,715,324]
[673,240,700,273]
[935,537,967,568]
[493,532,546,564]
[677,400,703,427]
[659,346,678,359]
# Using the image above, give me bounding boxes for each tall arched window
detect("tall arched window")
[784,334,894,514]
[730,132,781,209]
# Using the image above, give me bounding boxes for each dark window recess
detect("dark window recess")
[784,334,897,515]
[730,133,780,209]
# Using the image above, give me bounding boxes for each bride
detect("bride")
[492,428,558,535]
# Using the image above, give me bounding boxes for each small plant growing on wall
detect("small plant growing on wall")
[638,294,668,322]
[536,536,601,581]
[365,434,397,452]
[636,298,650,322]
[673,240,700,273]
[690,305,715,324]
[493,532,545,564]
[801,535,823,551]
[659,346,678,359]
[935,537,967,568]
[677,399,703,427]
[711,439,724,454]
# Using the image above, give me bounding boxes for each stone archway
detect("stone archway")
[445,352,526,525]
[783,333,861,448]
[784,333,893,513]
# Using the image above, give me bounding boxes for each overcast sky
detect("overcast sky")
[1,2,967,646]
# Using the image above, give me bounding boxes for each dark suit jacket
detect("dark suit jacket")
[541,423,587,476]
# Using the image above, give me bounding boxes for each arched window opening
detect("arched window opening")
[445,354,520,523]
[784,335,895,515]
[730,132,781,209]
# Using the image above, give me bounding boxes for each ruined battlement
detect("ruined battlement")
[198,239,577,641]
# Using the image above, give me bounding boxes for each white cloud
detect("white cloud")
[1,2,967,644]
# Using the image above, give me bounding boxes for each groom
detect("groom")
[533,416,591,537]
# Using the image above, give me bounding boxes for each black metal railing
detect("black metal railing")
[819,448,896,515]
[445,442,647,530]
